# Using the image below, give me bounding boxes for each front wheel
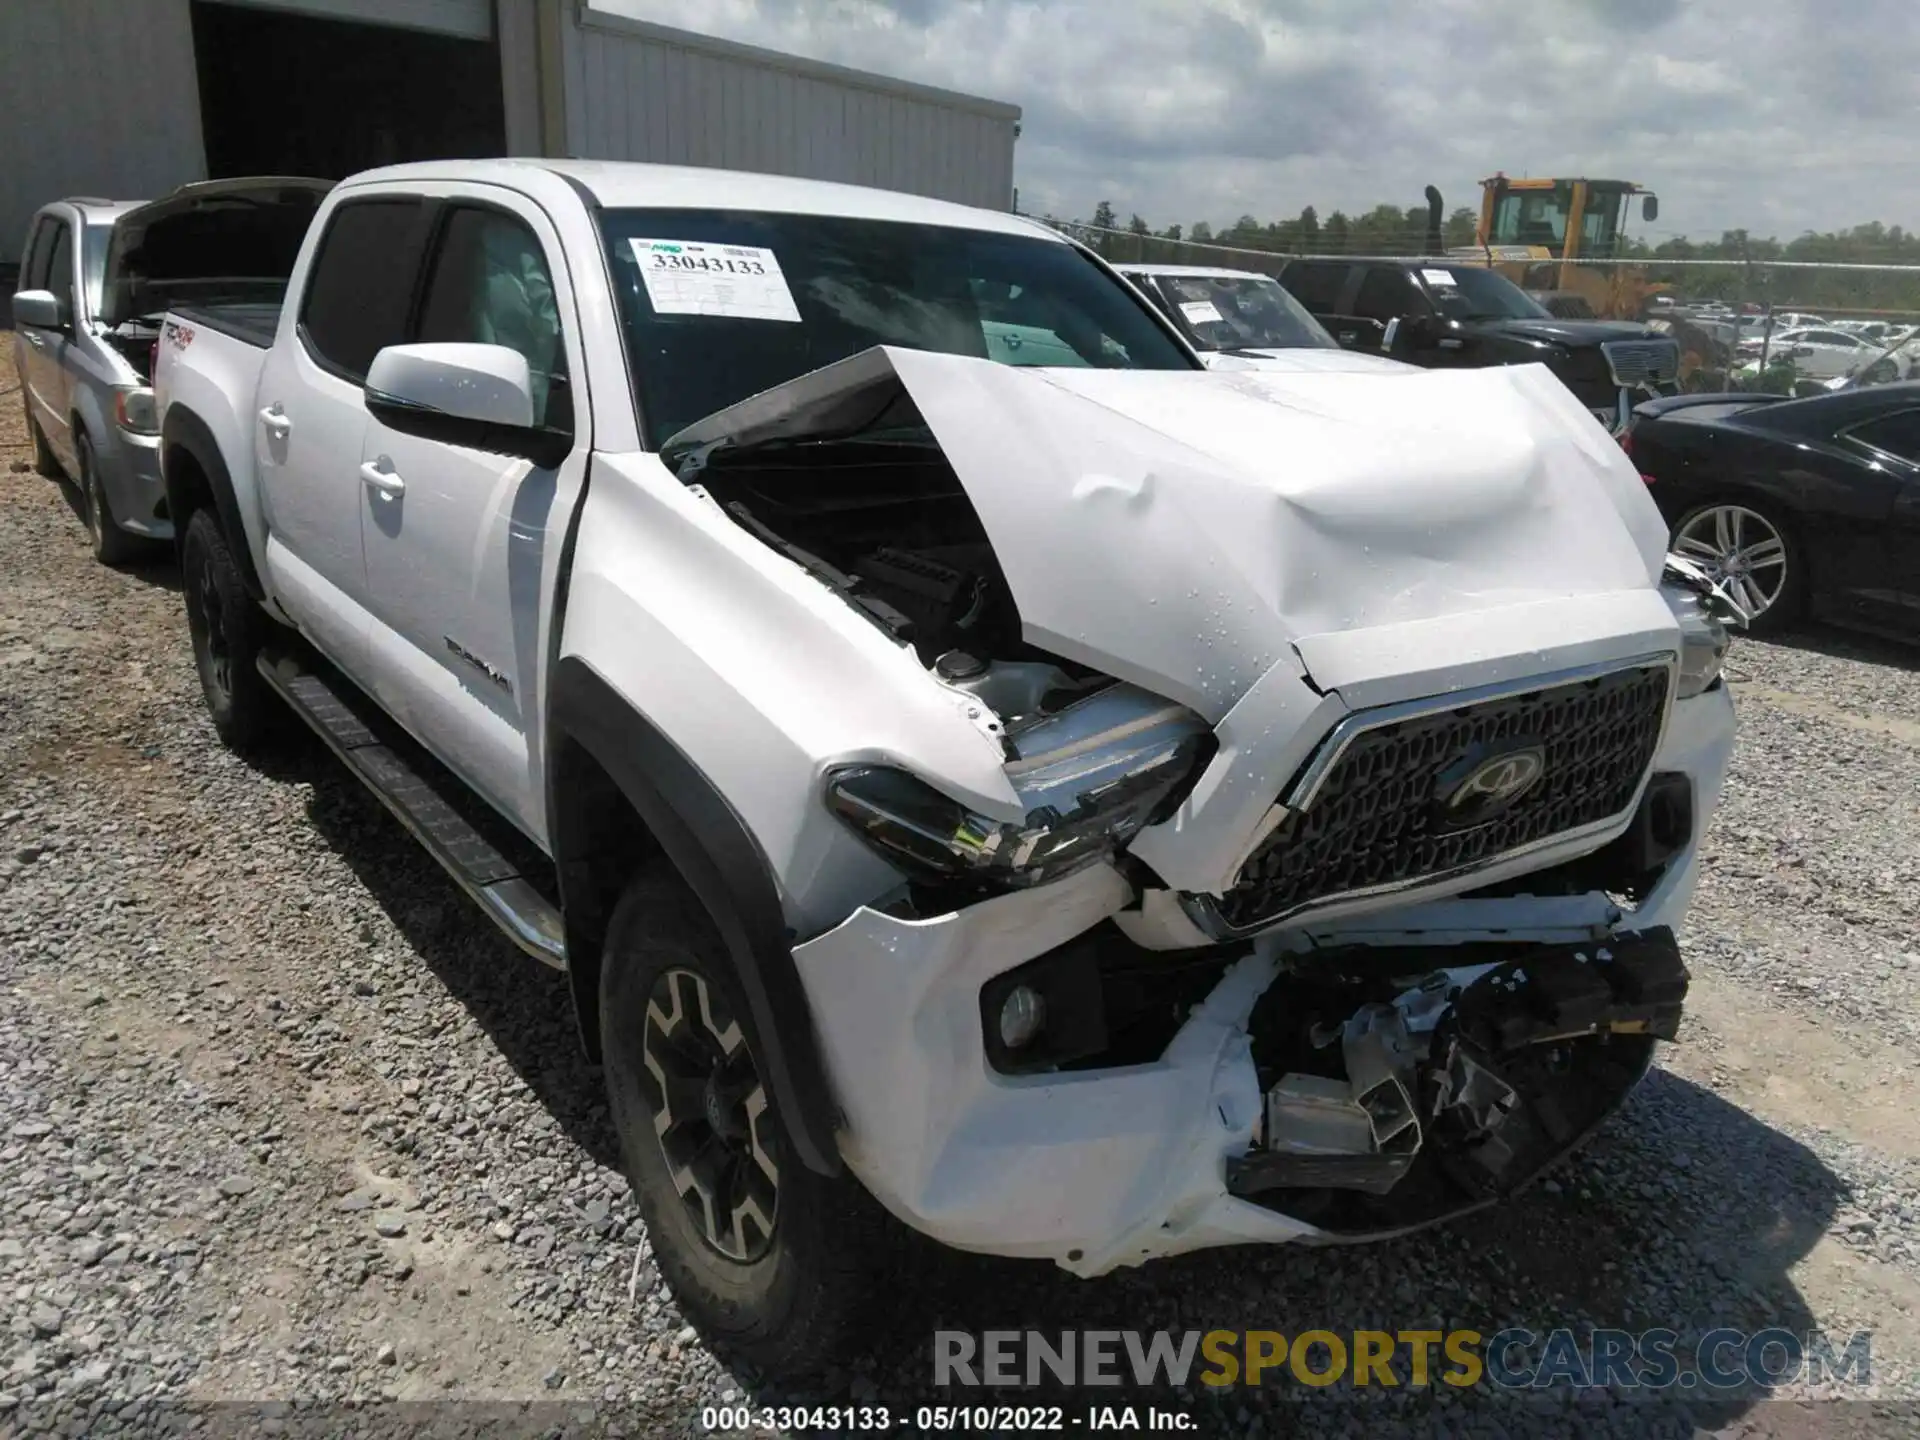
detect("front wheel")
[182,509,279,753]
[77,432,140,566]
[1671,499,1804,635]
[599,872,900,1378]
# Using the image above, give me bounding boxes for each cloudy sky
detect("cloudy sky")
[599,0,1920,243]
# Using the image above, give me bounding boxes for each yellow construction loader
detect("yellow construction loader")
[1449,174,1666,320]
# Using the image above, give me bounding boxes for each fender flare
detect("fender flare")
[548,656,843,1177]
[160,405,266,600]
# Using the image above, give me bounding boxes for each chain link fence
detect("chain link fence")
[1034,218,1920,397]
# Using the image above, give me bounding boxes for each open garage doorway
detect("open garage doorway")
[190,0,506,180]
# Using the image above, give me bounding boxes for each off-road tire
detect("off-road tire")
[182,509,279,754]
[76,431,140,566]
[599,870,899,1378]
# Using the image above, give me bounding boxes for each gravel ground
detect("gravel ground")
[7,341,1920,1438]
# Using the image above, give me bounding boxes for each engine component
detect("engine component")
[1248,1002,1427,1195]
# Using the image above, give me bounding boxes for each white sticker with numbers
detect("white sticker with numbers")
[628,238,801,322]
[1178,300,1225,325]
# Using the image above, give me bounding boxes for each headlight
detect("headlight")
[1663,583,1730,699]
[114,387,158,435]
[826,684,1212,889]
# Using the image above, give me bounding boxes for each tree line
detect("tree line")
[1054,200,1920,315]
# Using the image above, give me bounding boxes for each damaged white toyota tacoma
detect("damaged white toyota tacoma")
[152,159,1738,1375]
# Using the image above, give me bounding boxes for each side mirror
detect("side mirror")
[366,343,535,429]
[1792,345,1814,359]
[1641,195,1659,223]
[11,289,68,331]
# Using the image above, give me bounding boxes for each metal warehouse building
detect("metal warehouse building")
[0,0,1022,265]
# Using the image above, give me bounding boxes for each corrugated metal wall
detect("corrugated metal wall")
[559,8,1020,211]
[0,0,206,264]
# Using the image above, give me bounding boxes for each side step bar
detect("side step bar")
[257,651,567,970]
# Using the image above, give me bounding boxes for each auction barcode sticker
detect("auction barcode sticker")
[1179,300,1225,325]
[628,239,801,322]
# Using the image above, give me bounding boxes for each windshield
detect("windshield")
[599,209,1196,444]
[1416,264,1552,321]
[1147,273,1337,351]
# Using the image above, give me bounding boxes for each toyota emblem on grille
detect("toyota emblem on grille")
[1439,745,1546,827]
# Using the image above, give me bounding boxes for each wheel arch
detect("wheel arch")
[159,406,266,599]
[547,656,843,1178]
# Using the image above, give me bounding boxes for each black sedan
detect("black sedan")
[1625,383,1920,636]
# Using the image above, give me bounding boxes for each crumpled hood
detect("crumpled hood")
[664,347,1670,720]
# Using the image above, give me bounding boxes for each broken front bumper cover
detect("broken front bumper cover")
[1225,931,1685,1231]
[792,861,1689,1278]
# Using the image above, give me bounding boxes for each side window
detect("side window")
[1847,410,1920,465]
[1281,262,1347,313]
[42,222,74,312]
[298,199,427,382]
[1352,268,1418,324]
[415,207,569,427]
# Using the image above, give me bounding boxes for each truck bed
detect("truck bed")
[170,301,282,349]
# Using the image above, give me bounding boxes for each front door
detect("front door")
[18,217,78,469]
[256,196,430,675]
[358,196,587,840]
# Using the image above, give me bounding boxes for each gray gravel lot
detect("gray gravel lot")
[7,344,1920,1437]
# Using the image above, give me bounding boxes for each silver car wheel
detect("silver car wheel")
[1673,504,1789,620]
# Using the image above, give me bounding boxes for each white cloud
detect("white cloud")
[595,0,1920,239]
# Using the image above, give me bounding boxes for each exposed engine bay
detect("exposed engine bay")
[682,411,1030,672]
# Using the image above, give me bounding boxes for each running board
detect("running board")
[257,652,567,971]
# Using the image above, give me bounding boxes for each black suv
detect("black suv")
[1279,258,1680,430]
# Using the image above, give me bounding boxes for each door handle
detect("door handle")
[259,404,292,438]
[358,458,405,497]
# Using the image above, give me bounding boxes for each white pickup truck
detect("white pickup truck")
[154,159,1738,1376]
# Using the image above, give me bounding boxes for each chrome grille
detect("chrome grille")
[1602,338,1680,388]
[1207,664,1673,936]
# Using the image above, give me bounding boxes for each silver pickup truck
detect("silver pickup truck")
[155,157,1739,1377]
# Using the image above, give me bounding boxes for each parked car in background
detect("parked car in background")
[1733,327,1875,382]
[1278,256,1680,430]
[1822,336,1920,391]
[1117,263,1411,373]
[1627,382,1920,634]
[10,179,326,563]
[153,158,1736,1376]
[13,196,150,562]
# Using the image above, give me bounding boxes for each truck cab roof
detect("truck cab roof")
[340,158,1058,240]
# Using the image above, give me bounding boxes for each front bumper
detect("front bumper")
[94,424,171,540]
[792,683,1736,1275]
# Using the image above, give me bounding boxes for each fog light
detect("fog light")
[998,986,1046,1049]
